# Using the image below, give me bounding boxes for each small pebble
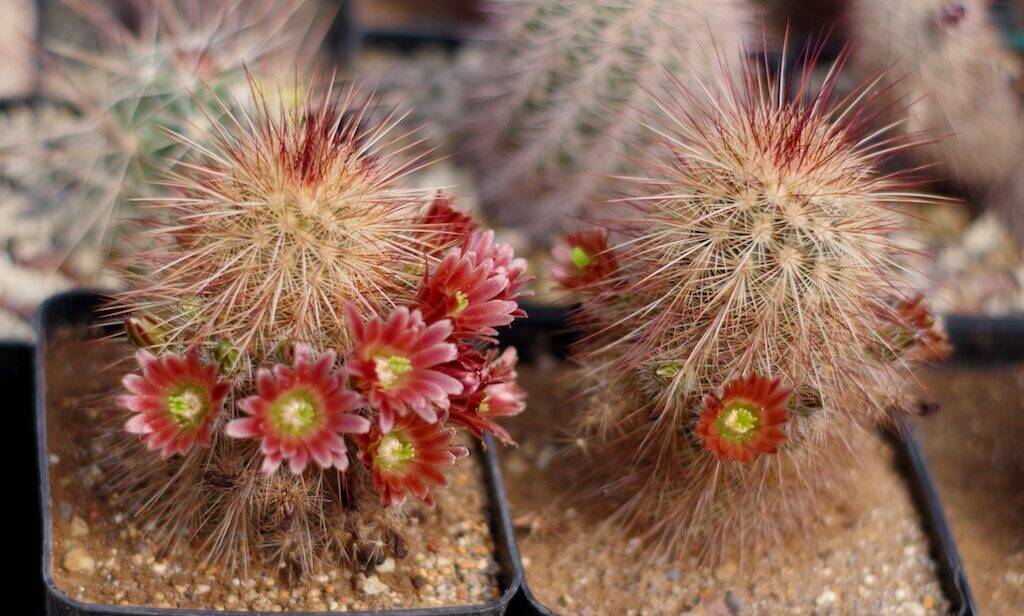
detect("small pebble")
[377,557,396,573]
[816,590,837,606]
[70,516,89,538]
[361,575,388,596]
[63,547,95,574]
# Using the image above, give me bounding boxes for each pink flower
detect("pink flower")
[417,249,517,340]
[345,304,463,431]
[419,193,477,251]
[461,230,529,312]
[356,414,469,507]
[225,343,370,475]
[118,348,229,458]
[549,229,619,291]
[449,347,525,445]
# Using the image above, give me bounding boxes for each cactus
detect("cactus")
[548,51,949,560]
[0,0,328,276]
[105,80,528,575]
[458,0,751,247]
[847,1,1024,211]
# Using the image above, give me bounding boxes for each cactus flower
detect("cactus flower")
[449,348,525,445]
[417,249,518,340]
[357,415,469,507]
[461,230,529,309]
[420,193,478,250]
[118,348,229,458]
[346,305,463,431]
[697,375,791,463]
[226,343,370,475]
[877,295,952,362]
[550,230,618,290]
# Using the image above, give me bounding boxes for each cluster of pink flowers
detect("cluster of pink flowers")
[118,198,528,507]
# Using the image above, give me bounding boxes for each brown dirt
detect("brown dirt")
[916,364,1024,615]
[502,360,950,615]
[44,327,502,612]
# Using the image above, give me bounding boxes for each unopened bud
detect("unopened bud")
[125,313,165,350]
[212,340,244,376]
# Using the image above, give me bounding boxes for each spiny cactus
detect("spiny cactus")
[105,80,528,575]
[548,51,949,561]
[0,0,327,276]
[847,1,1024,209]
[459,0,750,247]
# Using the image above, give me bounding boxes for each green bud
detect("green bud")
[178,297,204,322]
[212,341,244,376]
[655,362,683,380]
[125,313,166,350]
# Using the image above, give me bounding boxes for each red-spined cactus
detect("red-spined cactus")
[549,52,949,559]
[459,0,751,247]
[106,80,528,574]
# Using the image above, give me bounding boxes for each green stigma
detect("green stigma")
[451,290,470,316]
[375,433,417,471]
[271,391,320,436]
[166,386,208,428]
[715,404,760,444]
[655,362,682,379]
[570,246,592,269]
[374,355,413,389]
[478,395,491,415]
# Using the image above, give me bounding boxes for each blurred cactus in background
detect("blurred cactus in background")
[0,0,330,282]
[458,0,751,247]
[847,0,1024,243]
[549,49,949,561]
[104,78,527,575]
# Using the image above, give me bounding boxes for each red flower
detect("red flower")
[462,230,529,311]
[438,343,490,393]
[226,343,370,475]
[345,304,463,431]
[449,347,525,445]
[416,249,517,340]
[550,229,618,290]
[419,193,477,251]
[696,374,790,463]
[877,295,952,362]
[118,348,229,458]
[356,414,469,507]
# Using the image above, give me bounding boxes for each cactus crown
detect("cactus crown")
[551,48,949,557]
[119,82,434,361]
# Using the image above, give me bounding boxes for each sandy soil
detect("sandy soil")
[916,364,1024,615]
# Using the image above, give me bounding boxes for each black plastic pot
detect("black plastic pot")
[498,303,979,616]
[35,290,521,616]
[329,0,467,59]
